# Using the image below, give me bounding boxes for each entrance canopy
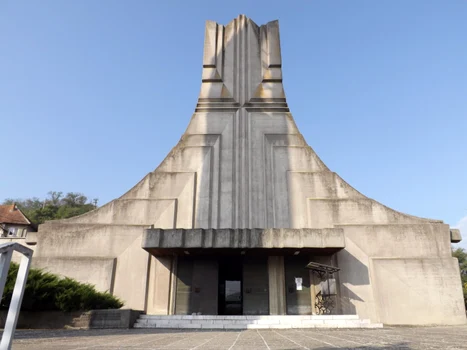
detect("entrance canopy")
[142,228,345,255]
[306,262,340,275]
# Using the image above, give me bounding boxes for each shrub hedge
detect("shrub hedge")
[1,263,123,312]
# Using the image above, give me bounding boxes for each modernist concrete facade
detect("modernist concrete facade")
[21,15,465,325]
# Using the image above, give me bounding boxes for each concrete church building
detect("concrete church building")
[23,15,465,326]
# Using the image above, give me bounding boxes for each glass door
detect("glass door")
[224,280,242,315]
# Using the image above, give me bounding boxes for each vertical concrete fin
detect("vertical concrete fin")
[266,20,282,68]
[203,21,217,67]
[216,23,224,79]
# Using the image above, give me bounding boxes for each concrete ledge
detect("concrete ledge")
[142,228,345,252]
[89,309,143,329]
[0,309,143,329]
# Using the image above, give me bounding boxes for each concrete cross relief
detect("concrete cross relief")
[195,15,294,229]
[103,15,328,230]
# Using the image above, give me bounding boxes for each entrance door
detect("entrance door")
[175,257,218,315]
[285,256,312,315]
[218,258,242,315]
[242,256,269,315]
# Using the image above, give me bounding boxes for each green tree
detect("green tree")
[453,247,467,310]
[61,192,87,207]
[2,192,98,225]
[28,205,58,224]
[46,191,63,206]
[56,203,95,220]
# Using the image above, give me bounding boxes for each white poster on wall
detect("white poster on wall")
[295,277,303,290]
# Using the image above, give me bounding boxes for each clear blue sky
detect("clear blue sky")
[1,1,466,244]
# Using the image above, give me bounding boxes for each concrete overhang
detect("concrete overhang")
[142,228,345,256]
[451,229,462,243]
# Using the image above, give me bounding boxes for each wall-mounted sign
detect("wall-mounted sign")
[295,277,303,290]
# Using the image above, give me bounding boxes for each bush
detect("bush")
[453,247,467,310]
[1,263,123,312]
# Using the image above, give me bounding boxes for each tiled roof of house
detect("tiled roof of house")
[0,204,31,225]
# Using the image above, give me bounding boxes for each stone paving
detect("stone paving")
[7,326,467,349]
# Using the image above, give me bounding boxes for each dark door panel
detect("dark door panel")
[285,256,312,315]
[175,257,218,315]
[192,258,218,315]
[175,257,194,314]
[243,257,269,315]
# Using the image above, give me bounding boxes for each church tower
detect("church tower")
[30,16,465,326]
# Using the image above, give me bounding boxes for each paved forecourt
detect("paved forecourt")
[7,326,467,349]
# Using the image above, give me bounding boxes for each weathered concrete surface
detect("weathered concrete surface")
[32,256,116,293]
[29,224,151,311]
[372,258,465,325]
[336,223,465,325]
[19,15,465,325]
[146,256,174,315]
[8,326,467,349]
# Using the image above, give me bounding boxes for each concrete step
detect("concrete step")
[133,315,383,329]
[138,314,360,320]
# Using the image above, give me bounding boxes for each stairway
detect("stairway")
[134,315,383,329]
